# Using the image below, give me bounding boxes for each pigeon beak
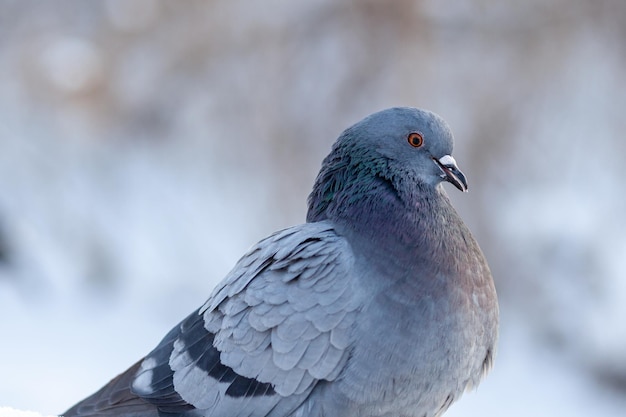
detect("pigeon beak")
[433,155,468,192]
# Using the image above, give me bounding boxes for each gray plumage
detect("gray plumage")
[63,107,498,417]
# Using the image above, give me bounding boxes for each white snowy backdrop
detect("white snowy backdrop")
[1,1,625,416]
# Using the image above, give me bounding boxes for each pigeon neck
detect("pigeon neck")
[346,188,475,290]
[310,177,462,269]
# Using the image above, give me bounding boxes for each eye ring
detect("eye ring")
[407,132,424,148]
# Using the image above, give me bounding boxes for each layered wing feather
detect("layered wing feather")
[127,221,359,416]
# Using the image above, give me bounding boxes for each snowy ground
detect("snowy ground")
[0,408,56,417]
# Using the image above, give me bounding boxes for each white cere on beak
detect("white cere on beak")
[438,155,458,168]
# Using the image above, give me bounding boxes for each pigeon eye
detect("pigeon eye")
[407,132,424,148]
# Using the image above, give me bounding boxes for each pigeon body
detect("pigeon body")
[63,107,498,417]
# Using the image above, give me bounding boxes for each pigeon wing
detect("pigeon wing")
[131,220,359,416]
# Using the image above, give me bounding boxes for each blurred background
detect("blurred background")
[1,0,625,415]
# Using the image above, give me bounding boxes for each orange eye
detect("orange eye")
[407,132,424,148]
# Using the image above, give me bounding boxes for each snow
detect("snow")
[0,408,55,417]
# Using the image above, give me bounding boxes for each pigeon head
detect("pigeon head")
[307,107,468,222]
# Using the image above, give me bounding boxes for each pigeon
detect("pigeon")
[63,107,498,417]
